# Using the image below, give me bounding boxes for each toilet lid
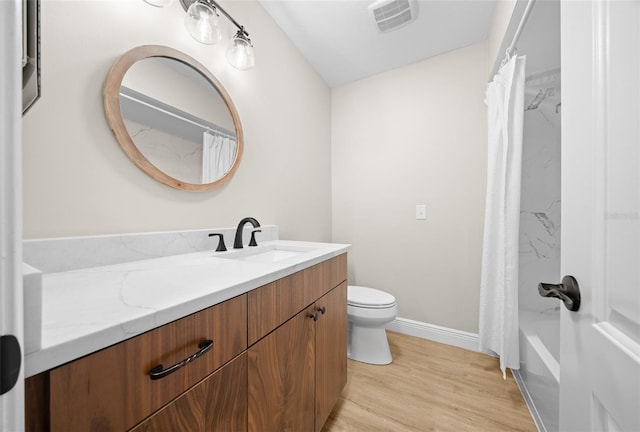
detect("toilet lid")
[347,285,396,308]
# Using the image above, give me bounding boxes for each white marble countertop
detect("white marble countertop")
[24,240,349,377]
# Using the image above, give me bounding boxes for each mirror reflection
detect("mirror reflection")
[121,57,236,184]
[103,45,243,191]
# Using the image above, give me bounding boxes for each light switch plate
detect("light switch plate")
[415,204,427,220]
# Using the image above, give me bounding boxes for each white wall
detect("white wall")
[22,0,332,241]
[332,43,488,333]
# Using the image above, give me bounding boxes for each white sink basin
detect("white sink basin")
[219,244,315,263]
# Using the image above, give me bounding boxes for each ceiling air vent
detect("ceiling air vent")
[368,0,418,33]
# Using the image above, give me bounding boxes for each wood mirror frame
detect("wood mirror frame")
[103,45,243,192]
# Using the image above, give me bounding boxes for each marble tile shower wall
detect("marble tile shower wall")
[124,119,204,184]
[519,70,561,314]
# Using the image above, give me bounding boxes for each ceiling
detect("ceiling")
[258,0,497,87]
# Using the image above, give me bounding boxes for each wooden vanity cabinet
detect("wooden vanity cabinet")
[25,253,347,432]
[247,255,348,432]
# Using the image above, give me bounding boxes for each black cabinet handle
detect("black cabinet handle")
[309,312,319,322]
[149,339,213,380]
[317,306,326,315]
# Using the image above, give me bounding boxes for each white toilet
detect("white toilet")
[347,285,398,365]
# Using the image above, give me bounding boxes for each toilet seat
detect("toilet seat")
[348,285,396,309]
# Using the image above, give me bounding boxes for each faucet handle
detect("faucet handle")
[208,233,227,252]
[249,229,261,247]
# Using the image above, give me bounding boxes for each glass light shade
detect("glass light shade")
[184,2,222,45]
[144,0,174,7]
[226,32,255,71]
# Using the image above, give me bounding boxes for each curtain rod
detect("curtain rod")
[505,0,537,59]
[120,86,236,140]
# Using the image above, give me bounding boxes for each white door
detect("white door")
[0,0,25,431]
[560,0,640,431]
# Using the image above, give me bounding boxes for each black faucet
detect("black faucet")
[208,233,227,252]
[234,217,261,249]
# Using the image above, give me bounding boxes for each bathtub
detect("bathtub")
[515,309,560,432]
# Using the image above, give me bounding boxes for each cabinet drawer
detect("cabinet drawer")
[321,253,347,296]
[48,294,247,432]
[247,254,347,345]
[131,352,248,432]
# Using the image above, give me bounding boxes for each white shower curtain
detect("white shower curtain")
[202,131,237,183]
[479,55,526,378]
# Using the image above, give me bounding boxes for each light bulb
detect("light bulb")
[184,2,221,44]
[196,11,214,41]
[226,31,255,71]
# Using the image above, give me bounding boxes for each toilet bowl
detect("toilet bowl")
[347,285,398,365]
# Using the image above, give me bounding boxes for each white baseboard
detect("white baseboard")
[386,317,479,352]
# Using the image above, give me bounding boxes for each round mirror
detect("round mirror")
[103,45,243,191]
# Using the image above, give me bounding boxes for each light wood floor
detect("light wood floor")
[323,331,536,432]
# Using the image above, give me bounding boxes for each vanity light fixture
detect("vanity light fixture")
[184,0,222,44]
[226,31,255,71]
[143,0,255,70]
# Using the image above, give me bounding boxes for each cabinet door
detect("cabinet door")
[315,282,347,432]
[248,306,316,432]
[131,353,247,432]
